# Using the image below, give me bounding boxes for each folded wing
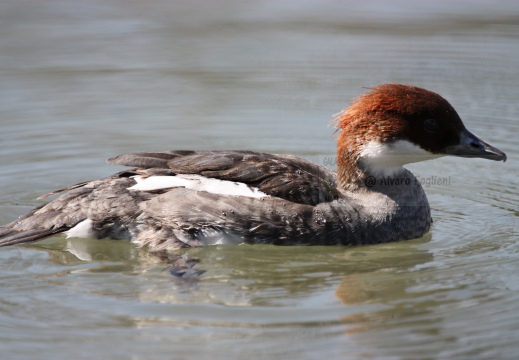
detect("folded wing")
[108,150,340,205]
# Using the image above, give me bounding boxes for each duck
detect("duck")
[0,84,506,252]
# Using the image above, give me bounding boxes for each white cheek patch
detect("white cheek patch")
[129,174,269,198]
[360,140,444,175]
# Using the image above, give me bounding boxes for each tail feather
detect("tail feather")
[0,226,69,247]
[1,173,141,248]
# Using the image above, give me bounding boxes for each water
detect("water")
[1,1,518,359]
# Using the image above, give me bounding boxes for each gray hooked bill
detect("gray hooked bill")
[443,129,507,162]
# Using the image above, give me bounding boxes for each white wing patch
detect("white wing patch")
[129,174,269,198]
[65,218,95,239]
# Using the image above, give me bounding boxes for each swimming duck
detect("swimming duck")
[0,84,506,251]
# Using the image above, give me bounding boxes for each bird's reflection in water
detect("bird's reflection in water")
[26,234,432,309]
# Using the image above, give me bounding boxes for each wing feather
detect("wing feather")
[109,150,340,205]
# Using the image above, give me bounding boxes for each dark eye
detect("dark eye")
[424,118,439,132]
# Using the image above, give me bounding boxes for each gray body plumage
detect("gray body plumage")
[0,150,431,251]
[2,84,506,252]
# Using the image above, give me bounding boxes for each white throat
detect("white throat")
[359,139,443,176]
